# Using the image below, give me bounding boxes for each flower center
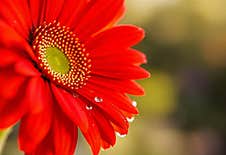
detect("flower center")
[45,47,70,74]
[32,21,91,91]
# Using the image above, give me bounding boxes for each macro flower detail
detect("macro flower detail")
[33,21,91,91]
[0,0,150,155]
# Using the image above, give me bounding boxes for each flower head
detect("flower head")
[0,0,150,155]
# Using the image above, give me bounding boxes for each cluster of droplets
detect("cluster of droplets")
[76,94,138,138]
[85,96,103,110]
[126,100,137,123]
[117,100,137,138]
[33,21,91,91]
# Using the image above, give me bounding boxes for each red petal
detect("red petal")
[101,4,125,32]
[92,110,116,146]
[15,60,40,77]
[0,80,28,129]
[81,114,101,155]
[45,0,65,23]
[28,0,46,27]
[92,65,150,80]
[0,98,7,110]
[19,80,53,152]
[87,76,145,95]
[121,111,134,120]
[53,109,78,155]
[0,20,36,61]
[26,132,54,155]
[51,85,89,132]
[59,0,88,27]
[74,0,125,40]
[0,49,39,77]
[0,49,22,67]
[0,67,26,100]
[90,48,147,65]
[26,77,50,114]
[111,123,128,135]
[73,97,101,155]
[101,139,111,150]
[87,25,144,50]
[19,105,52,153]
[0,0,32,38]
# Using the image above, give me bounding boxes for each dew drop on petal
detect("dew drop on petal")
[116,132,127,138]
[86,105,93,110]
[132,101,137,107]
[127,117,135,123]
[94,96,103,103]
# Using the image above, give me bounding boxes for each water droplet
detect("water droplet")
[116,132,127,138]
[127,117,135,123]
[132,101,137,107]
[86,105,93,110]
[94,96,103,103]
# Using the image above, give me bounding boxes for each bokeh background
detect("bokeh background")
[2,0,226,155]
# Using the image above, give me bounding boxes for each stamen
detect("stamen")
[32,21,91,91]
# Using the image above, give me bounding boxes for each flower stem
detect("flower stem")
[0,128,12,155]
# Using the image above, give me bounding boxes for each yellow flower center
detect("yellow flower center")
[32,21,91,91]
[45,47,70,74]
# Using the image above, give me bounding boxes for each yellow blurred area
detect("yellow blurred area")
[192,0,226,23]
[136,71,178,118]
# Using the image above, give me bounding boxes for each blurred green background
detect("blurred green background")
[2,0,226,155]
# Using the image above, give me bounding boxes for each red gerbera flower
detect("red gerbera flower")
[0,0,150,155]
